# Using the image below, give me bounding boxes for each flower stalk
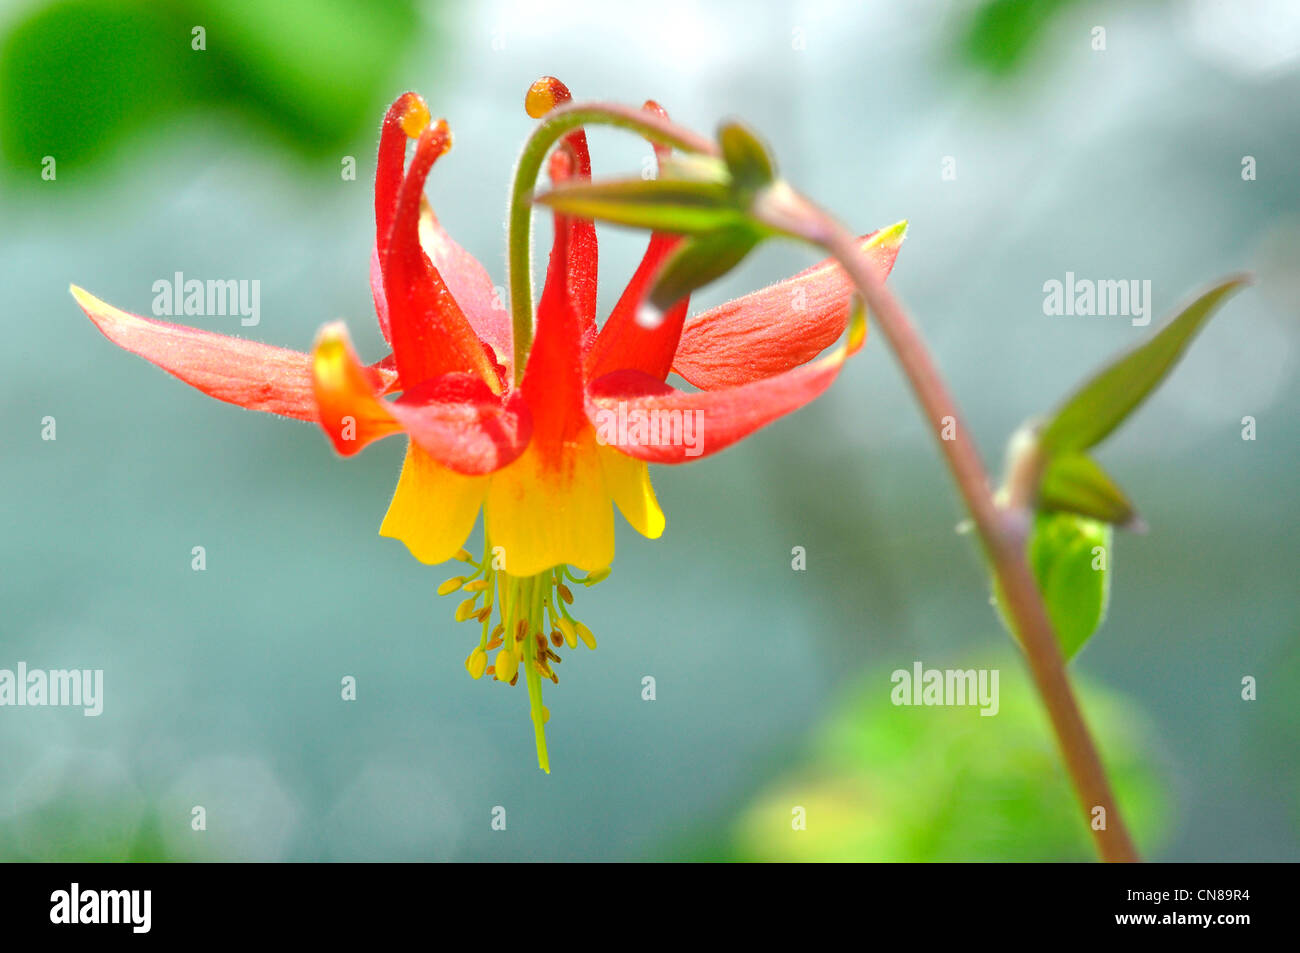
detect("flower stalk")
[752,185,1140,863]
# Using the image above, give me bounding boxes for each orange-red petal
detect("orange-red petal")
[380,119,499,390]
[519,209,588,468]
[671,223,905,389]
[390,375,532,476]
[584,231,689,381]
[534,78,598,342]
[372,92,431,346]
[587,310,867,463]
[584,101,686,379]
[74,286,396,421]
[416,199,512,373]
[311,322,403,454]
[312,323,530,474]
[370,201,512,382]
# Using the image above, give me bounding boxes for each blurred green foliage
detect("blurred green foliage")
[687,661,1168,861]
[0,0,424,181]
[1256,638,1300,832]
[956,0,1078,75]
[0,803,173,861]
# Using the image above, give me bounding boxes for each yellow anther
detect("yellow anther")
[454,548,475,563]
[454,597,479,622]
[584,567,611,586]
[437,576,466,596]
[575,622,597,650]
[495,648,519,683]
[463,579,490,593]
[465,647,487,680]
[399,94,431,138]
[556,617,577,649]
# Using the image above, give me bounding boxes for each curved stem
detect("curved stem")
[756,186,1138,862]
[505,102,718,384]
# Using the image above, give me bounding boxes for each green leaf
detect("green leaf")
[532,177,746,236]
[1037,452,1139,528]
[647,225,764,315]
[1040,275,1250,453]
[1026,511,1112,660]
[0,0,422,180]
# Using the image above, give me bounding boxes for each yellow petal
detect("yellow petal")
[598,445,665,540]
[486,431,614,576]
[380,443,487,564]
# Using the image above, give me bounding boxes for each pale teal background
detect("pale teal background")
[1,0,1297,860]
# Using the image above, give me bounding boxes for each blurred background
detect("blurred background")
[1,0,1296,861]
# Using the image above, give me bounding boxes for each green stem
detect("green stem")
[505,102,718,384]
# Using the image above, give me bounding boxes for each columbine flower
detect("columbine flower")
[72,82,904,771]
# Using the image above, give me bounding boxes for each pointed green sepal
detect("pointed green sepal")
[532,177,747,236]
[647,225,764,315]
[1037,452,1140,529]
[658,153,731,184]
[718,120,776,194]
